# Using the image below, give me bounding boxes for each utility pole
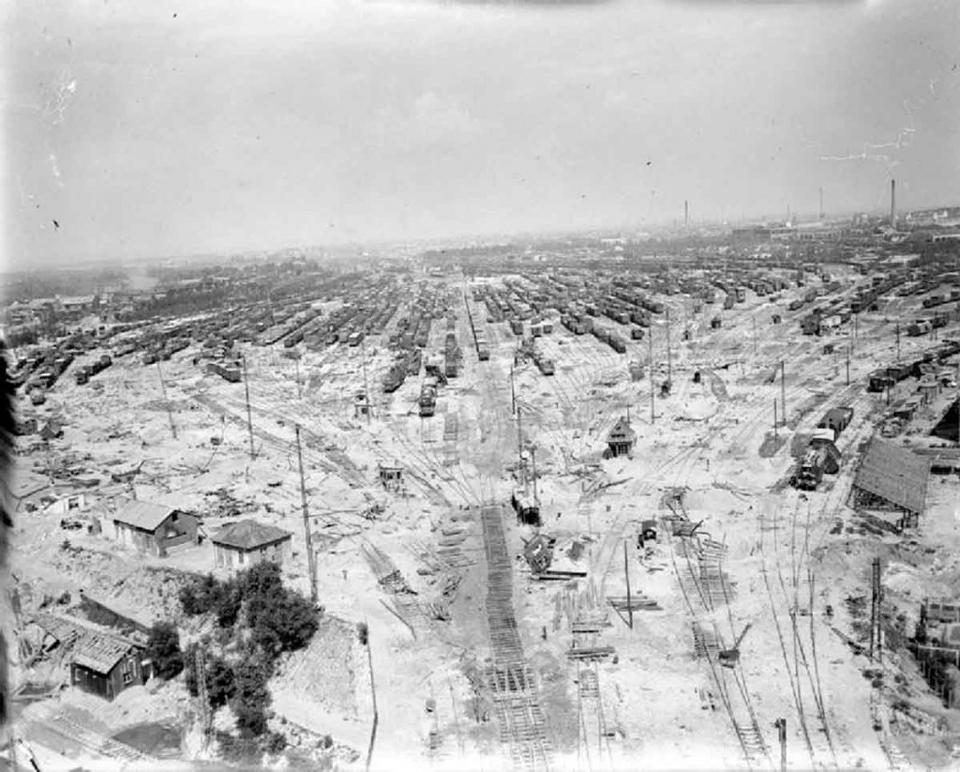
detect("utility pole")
[649,325,655,424]
[530,445,539,505]
[365,623,378,772]
[846,346,851,386]
[624,540,633,631]
[666,308,672,386]
[774,399,778,441]
[360,337,371,422]
[870,557,882,662]
[296,425,318,605]
[780,360,787,428]
[510,362,516,415]
[294,357,302,400]
[896,323,901,362]
[517,405,525,490]
[774,718,787,772]
[156,360,177,439]
[753,317,758,358]
[242,355,254,460]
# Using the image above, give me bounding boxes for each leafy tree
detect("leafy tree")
[205,655,236,709]
[147,621,184,680]
[231,658,271,738]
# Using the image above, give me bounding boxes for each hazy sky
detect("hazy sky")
[3,0,958,267]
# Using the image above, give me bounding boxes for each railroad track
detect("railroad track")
[480,504,552,772]
[664,493,772,770]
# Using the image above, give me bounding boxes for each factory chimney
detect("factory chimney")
[819,187,824,220]
[890,178,897,228]
[684,200,689,229]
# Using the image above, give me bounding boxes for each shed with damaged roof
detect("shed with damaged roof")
[851,438,930,531]
[211,519,293,569]
[110,500,199,557]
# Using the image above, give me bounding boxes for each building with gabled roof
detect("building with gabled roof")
[852,439,930,531]
[110,500,198,557]
[606,416,636,458]
[210,519,293,569]
[31,613,147,700]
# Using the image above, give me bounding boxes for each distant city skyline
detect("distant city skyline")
[5,0,959,270]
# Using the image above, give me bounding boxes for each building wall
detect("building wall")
[71,650,144,701]
[214,538,291,569]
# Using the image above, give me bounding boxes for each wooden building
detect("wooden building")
[71,632,146,700]
[111,500,199,557]
[606,417,636,458]
[211,519,293,569]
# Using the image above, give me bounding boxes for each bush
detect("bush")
[206,655,236,709]
[240,562,319,657]
[231,658,272,739]
[264,730,287,755]
[357,622,369,646]
[147,621,184,680]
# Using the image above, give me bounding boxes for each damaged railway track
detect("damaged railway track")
[480,504,552,772]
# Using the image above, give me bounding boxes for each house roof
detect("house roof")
[34,613,141,674]
[607,417,636,444]
[112,500,178,532]
[853,439,930,515]
[211,519,293,551]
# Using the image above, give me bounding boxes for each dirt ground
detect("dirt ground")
[8,267,960,770]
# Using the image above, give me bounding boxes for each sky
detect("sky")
[2,0,959,268]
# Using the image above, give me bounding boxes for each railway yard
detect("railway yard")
[7,236,960,771]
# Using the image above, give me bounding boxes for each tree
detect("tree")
[205,656,236,709]
[231,658,271,738]
[240,562,319,656]
[147,621,184,680]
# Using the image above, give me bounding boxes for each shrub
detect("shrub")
[240,562,319,657]
[147,621,184,680]
[357,622,369,646]
[231,658,272,739]
[264,730,287,755]
[206,656,236,709]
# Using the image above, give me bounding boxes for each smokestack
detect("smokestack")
[819,187,824,220]
[684,200,689,229]
[890,178,897,228]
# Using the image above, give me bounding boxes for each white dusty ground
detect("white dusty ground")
[8,268,960,771]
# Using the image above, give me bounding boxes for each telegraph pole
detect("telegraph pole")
[780,360,787,428]
[846,346,851,386]
[294,357,302,400]
[774,399,778,441]
[624,540,633,631]
[774,718,787,772]
[896,323,901,362]
[649,325,656,423]
[666,308,672,386]
[753,317,758,358]
[530,445,539,505]
[870,557,882,662]
[360,337,371,422]
[296,425,318,604]
[242,355,254,460]
[156,360,177,440]
[510,363,516,415]
[517,405,526,490]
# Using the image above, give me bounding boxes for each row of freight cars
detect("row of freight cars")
[74,355,113,385]
[867,339,960,393]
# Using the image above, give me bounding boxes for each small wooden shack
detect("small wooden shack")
[606,417,636,458]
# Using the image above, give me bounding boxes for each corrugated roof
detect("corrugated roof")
[211,519,293,550]
[853,439,929,515]
[112,500,176,531]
